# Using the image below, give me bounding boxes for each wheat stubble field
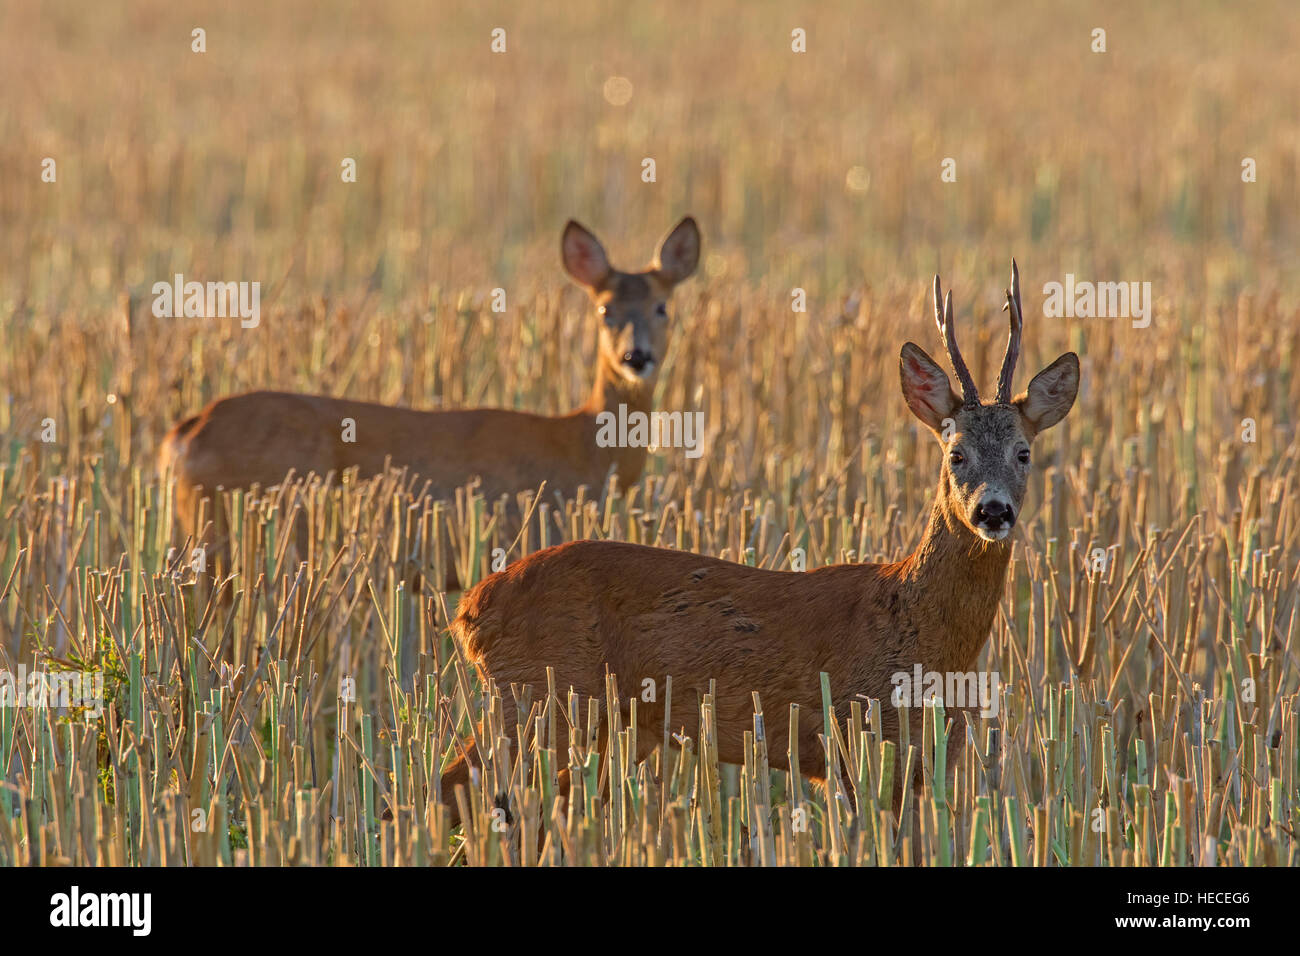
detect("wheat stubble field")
[1,0,1298,868]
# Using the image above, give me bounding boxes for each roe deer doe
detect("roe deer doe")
[158,217,701,572]
[439,262,1079,826]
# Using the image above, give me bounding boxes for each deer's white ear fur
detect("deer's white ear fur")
[900,343,961,434]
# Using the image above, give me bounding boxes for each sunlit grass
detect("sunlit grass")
[1,0,1298,865]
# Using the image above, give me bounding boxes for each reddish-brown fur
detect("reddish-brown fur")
[440,263,1080,827]
[157,217,700,563]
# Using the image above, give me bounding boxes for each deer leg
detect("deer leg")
[437,692,521,828]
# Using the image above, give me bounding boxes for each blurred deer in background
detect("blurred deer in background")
[158,217,701,580]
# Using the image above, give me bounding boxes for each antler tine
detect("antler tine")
[933,274,943,330]
[933,274,979,405]
[996,258,1023,404]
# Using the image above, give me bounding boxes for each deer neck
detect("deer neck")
[576,351,656,486]
[898,490,1013,672]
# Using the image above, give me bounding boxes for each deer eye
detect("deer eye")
[1017,449,1031,464]
[948,451,964,466]
[655,303,668,317]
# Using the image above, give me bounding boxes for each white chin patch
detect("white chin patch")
[624,361,655,381]
[976,527,1011,542]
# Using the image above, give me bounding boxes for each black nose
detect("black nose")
[623,349,653,371]
[975,501,1015,527]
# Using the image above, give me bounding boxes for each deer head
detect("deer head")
[561,217,700,386]
[899,261,1079,542]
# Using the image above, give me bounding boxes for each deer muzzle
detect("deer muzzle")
[973,498,1015,540]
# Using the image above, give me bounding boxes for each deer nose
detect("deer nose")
[622,349,653,372]
[974,500,1015,529]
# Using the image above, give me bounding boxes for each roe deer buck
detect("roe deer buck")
[439,262,1079,826]
[158,216,701,572]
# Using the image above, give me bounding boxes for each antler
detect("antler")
[933,274,979,406]
[996,259,1023,404]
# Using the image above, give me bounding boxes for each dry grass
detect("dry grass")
[1,0,1298,865]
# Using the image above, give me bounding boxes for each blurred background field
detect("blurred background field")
[0,0,1298,866]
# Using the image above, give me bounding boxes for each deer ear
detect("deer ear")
[654,216,701,286]
[562,220,611,289]
[900,343,961,433]
[1015,352,1079,436]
